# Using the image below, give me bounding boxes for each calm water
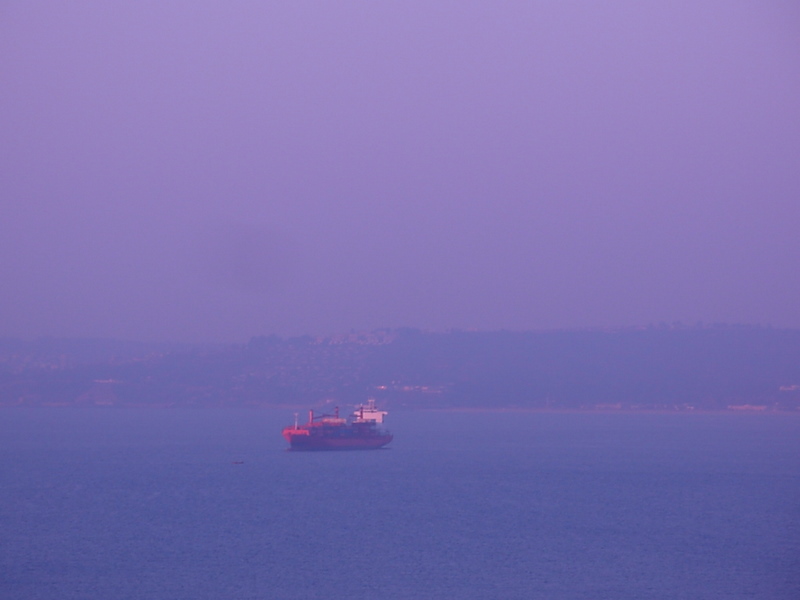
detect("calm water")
[1,408,798,600]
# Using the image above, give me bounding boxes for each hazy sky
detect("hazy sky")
[1,1,799,342]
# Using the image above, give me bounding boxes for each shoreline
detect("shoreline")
[408,406,800,416]
[1,403,799,416]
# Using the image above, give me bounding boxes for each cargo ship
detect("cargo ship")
[282,399,393,450]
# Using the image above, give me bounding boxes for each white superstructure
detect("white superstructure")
[353,398,388,424]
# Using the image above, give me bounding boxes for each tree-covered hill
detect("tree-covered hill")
[1,326,799,411]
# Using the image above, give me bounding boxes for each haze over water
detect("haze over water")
[2,408,798,600]
[1,1,799,343]
[2,4,799,598]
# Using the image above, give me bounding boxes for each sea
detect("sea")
[1,408,798,600]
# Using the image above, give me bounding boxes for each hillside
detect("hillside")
[1,326,799,411]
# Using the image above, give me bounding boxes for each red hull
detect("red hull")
[283,430,393,451]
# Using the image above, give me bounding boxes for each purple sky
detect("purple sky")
[2,1,799,343]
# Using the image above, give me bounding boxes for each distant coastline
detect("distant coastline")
[2,326,799,413]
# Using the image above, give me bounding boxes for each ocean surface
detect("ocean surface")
[1,408,798,600]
